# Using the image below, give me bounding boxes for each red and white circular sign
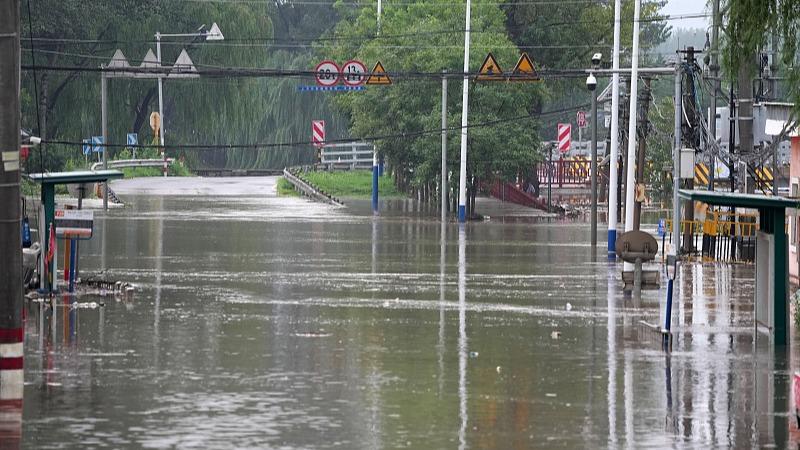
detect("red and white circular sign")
[341,60,367,86]
[315,60,340,86]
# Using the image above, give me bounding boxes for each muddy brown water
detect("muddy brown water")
[21,176,797,449]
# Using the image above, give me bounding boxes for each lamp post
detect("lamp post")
[155,23,223,175]
[586,57,599,249]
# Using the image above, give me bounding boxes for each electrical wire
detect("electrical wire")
[41,102,588,151]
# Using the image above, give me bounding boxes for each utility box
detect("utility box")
[680,148,695,179]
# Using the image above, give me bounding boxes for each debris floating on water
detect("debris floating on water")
[550,331,561,339]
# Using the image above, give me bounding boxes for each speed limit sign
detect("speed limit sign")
[342,60,367,86]
[315,60,340,86]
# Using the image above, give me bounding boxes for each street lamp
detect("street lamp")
[155,23,223,174]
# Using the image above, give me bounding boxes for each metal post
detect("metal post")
[457,0,472,223]
[372,147,379,214]
[156,33,166,177]
[548,147,553,212]
[0,0,24,416]
[591,87,598,247]
[672,67,682,255]
[622,0,642,273]
[607,0,623,255]
[441,71,448,222]
[101,72,109,210]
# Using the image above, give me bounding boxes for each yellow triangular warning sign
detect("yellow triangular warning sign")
[366,61,392,85]
[509,52,541,81]
[476,53,503,81]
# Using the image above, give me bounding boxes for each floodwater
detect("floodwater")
[20,176,799,448]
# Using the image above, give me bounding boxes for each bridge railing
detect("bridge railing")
[536,157,596,187]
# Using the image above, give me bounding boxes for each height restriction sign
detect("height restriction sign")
[315,61,340,86]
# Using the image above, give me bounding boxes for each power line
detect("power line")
[41,102,588,151]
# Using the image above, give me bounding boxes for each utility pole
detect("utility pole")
[0,0,24,410]
[101,70,109,210]
[707,0,720,191]
[679,48,695,254]
[607,0,623,256]
[633,76,651,231]
[738,55,755,193]
[622,0,642,270]
[457,0,472,223]
[672,66,682,257]
[441,71,448,222]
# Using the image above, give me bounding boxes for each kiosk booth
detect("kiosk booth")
[679,190,800,346]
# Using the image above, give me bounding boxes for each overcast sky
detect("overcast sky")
[661,0,710,30]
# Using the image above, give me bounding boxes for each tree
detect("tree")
[322,0,544,215]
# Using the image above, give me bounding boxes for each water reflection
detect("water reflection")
[19,181,798,448]
[458,226,468,450]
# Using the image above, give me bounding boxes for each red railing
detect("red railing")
[536,157,596,187]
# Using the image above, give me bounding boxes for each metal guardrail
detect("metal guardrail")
[320,142,374,170]
[90,158,174,171]
[282,168,344,207]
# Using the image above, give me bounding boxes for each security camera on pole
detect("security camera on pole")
[586,55,599,249]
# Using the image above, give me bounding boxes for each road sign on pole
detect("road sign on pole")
[82,139,91,155]
[366,61,392,85]
[557,123,571,153]
[577,111,587,128]
[315,61,340,87]
[342,60,367,86]
[127,133,138,147]
[509,52,540,81]
[91,136,104,153]
[476,53,503,81]
[312,120,326,147]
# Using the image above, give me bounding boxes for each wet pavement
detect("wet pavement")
[21,176,799,448]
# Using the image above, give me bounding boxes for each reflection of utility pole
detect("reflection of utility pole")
[633,77,651,231]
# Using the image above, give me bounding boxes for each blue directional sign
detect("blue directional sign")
[657,218,666,237]
[91,136,104,153]
[127,133,138,147]
[82,139,91,155]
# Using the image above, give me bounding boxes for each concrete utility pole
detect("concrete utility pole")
[457,0,472,223]
[0,0,24,408]
[441,71,448,222]
[633,76,651,231]
[708,0,720,191]
[672,68,682,256]
[101,71,109,209]
[623,0,642,273]
[608,0,623,255]
[588,73,598,248]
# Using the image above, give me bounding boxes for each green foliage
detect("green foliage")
[322,0,544,188]
[277,177,301,197]
[302,170,402,198]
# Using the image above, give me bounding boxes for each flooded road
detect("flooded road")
[22,176,797,448]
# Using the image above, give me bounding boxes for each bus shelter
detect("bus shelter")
[28,170,124,292]
[679,189,800,346]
